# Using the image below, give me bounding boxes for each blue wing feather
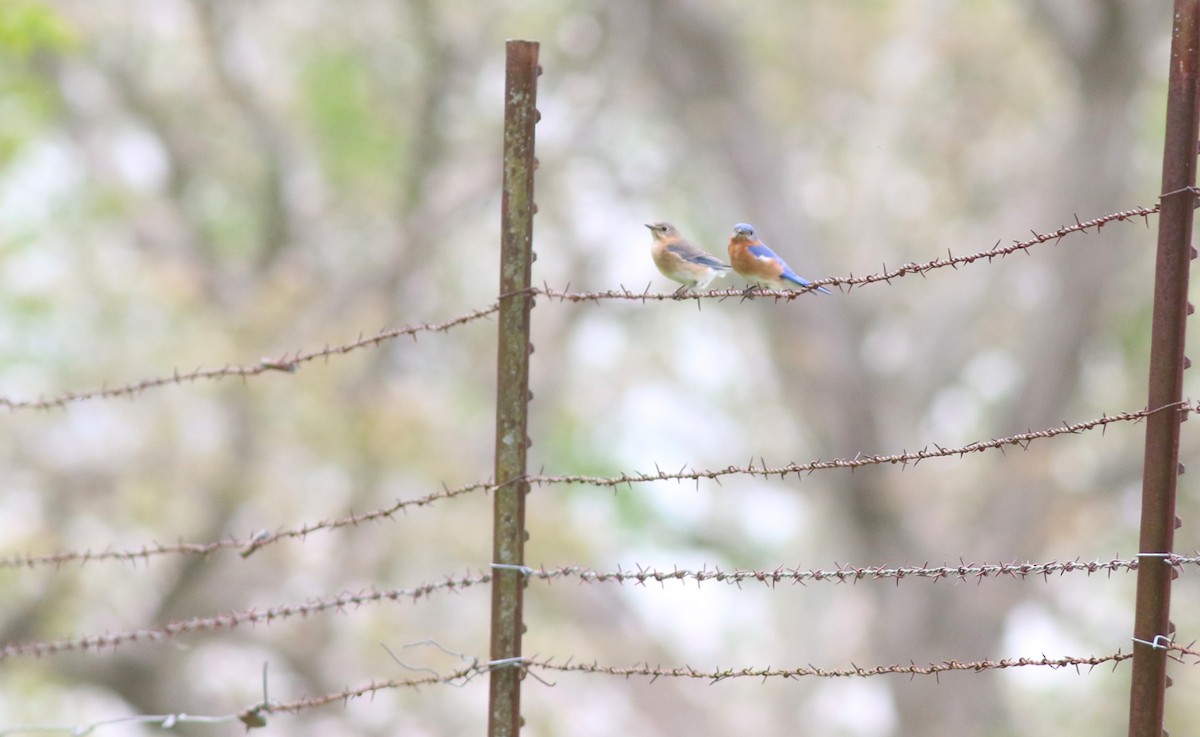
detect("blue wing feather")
[746,244,782,263]
[748,243,831,293]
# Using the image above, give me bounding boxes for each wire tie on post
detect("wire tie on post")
[1136,552,1173,561]
[1159,185,1200,200]
[490,563,534,576]
[1131,634,1173,650]
[488,656,528,669]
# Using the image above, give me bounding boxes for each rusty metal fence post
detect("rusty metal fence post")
[1128,3,1200,736]
[488,40,539,737]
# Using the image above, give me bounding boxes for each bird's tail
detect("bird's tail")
[783,272,831,294]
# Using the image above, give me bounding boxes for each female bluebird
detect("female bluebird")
[727,223,830,295]
[645,221,732,295]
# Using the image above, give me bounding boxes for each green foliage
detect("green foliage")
[0,74,55,168]
[0,2,74,167]
[0,0,76,58]
[299,48,399,197]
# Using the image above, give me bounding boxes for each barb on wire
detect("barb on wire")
[510,556,1200,588]
[528,652,1136,683]
[0,477,502,570]
[0,303,501,413]
[529,402,1188,490]
[1169,641,1200,660]
[0,572,494,662]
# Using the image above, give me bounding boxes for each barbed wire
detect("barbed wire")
[234,477,507,558]
[0,539,236,570]
[508,556,1200,587]
[0,477,502,570]
[535,201,1161,302]
[251,642,1196,716]
[4,636,1193,736]
[0,658,502,736]
[527,402,1188,490]
[0,203,1159,414]
[259,640,1198,716]
[9,554,1197,663]
[528,652,1137,682]
[0,303,501,413]
[0,573,493,661]
[256,662,496,717]
[7,637,1197,735]
[2,402,1184,571]
[531,634,1200,684]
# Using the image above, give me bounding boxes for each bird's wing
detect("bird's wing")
[746,243,785,266]
[668,243,731,270]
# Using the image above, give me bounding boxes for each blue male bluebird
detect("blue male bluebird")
[727,223,830,295]
[645,221,732,295]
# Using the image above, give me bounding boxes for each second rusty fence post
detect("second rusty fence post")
[1128,3,1200,736]
[489,39,539,737]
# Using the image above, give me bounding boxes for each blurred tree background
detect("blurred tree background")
[0,1,1197,735]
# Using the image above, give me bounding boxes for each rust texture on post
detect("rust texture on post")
[1129,3,1200,737]
[488,39,539,737]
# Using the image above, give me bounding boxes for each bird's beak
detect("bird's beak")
[643,223,654,230]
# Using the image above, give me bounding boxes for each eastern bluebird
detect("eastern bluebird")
[727,223,830,295]
[645,221,732,295]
